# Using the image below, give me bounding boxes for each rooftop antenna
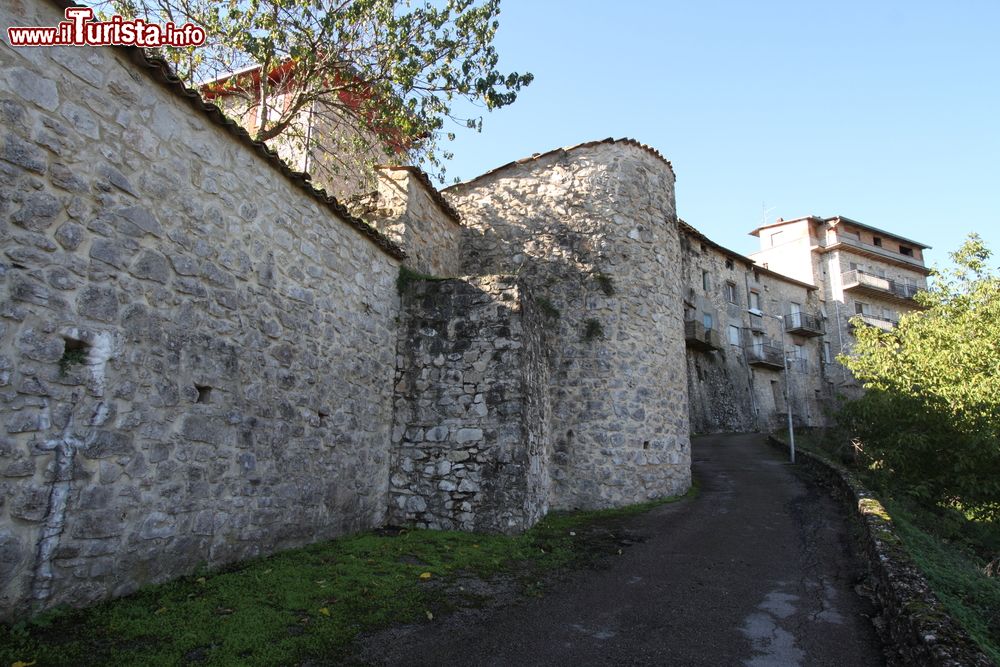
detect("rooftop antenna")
[761,202,776,227]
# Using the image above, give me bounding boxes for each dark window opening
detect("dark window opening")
[899,245,914,257]
[195,385,213,404]
[725,281,738,304]
[643,440,650,450]
[873,237,882,247]
[725,258,734,270]
[59,337,90,375]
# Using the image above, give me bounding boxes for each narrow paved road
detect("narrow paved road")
[363,433,885,666]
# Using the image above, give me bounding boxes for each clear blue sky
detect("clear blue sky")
[438,0,1000,270]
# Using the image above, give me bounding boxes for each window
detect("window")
[702,270,710,291]
[770,230,784,247]
[725,258,734,270]
[771,380,785,411]
[855,301,869,315]
[728,325,741,346]
[703,313,713,330]
[725,281,738,304]
[899,245,914,257]
[700,243,707,253]
[749,290,761,310]
[794,343,805,360]
[823,341,832,364]
[873,236,882,247]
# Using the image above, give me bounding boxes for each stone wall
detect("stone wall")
[364,166,463,277]
[388,276,551,533]
[445,141,691,510]
[679,230,757,433]
[0,0,401,616]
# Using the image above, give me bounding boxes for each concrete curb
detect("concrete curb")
[767,436,996,667]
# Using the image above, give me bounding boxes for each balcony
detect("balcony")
[850,314,898,331]
[830,233,926,269]
[783,312,824,337]
[744,342,785,370]
[684,319,721,351]
[787,358,808,374]
[841,269,921,305]
[748,312,765,332]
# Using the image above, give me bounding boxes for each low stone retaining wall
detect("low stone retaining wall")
[769,436,995,666]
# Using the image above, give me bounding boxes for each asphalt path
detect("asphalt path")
[363,433,886,666]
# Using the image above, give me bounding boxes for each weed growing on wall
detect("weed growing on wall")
[534,297,561,319]
[582,318,604,341]
[593,272,615,296]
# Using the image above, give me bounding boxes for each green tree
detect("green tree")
[839,234,1000,518]
[109,0,532,192]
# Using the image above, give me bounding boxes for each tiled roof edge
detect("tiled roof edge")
[47,0,405,261]
[377,166,462,225]
[443,137,676,192]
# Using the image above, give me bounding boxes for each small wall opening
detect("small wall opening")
[194,385,213,404]
[59,337,90,375]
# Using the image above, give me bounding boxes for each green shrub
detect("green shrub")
[838,235,1000,519]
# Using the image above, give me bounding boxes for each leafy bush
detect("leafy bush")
[838,235,1000,519]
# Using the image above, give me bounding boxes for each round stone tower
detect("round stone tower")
[444,139,691,510]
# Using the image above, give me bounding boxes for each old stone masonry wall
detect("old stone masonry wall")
[389,276,551,534]
[0,0,401,616]
[444,142,692,511]
[2,0,698,617]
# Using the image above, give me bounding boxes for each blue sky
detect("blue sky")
[438,0,1000,271]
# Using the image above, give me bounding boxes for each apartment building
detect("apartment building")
[750,216,930,392]
[683,215,930,434]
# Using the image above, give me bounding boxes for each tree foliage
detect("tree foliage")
[838,234,1000,518]
[108,0,532,193]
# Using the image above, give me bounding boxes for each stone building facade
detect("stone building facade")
[1,0,928,616]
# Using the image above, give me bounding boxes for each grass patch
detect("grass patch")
[775,427,1000,662]
[0,486,695,667]
[886,499,1000,664]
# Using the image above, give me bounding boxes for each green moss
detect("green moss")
[395,265,448,295]
[0,486,696,666]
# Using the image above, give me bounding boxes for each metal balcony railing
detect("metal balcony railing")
[783,312,824,336]
[744,341,785,369]
[841,270,921,301]
[748,312,765,332]
[684,319,721,351]
[851,314,898,331]
[787,358,808,374]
